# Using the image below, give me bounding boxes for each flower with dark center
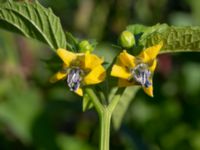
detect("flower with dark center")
[131,63,152,88]
[50,49,106,96]
[111,42,163,97]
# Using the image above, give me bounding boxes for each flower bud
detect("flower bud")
[79,40,94,52]
[120,31,135,48]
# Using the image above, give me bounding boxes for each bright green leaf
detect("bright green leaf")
[142,25,200,53]
[127,24,200,54]
[0,1,66,50]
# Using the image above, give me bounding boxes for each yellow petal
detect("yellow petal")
[84,65,106,85]
[57,48,77,66]
[118,50,136,68]
[84,51,103,69]
[143,80,153,97]
[118,79,136,87]
[149,59,157,72]
[139,41,163,62]
[111,64,131,79]
[75,88,83,96]
[50,71,67,83]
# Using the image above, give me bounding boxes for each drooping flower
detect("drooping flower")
[111,42,163,97]
[50,49,106,96]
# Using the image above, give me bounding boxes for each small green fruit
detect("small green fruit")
[120,31,135,48]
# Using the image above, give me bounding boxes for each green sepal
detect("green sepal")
[82,93,94,112]
[79,40,94,53]
[65,32,79,52]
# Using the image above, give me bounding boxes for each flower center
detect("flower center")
[67,68,83,91]
[131,63,151,88]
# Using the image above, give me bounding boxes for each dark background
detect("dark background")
[0,0,200,149]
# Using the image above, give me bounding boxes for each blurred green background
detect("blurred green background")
[0,0,200,150]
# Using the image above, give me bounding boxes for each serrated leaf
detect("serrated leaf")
[0,1,66,50]
[127,24,200,53]
[112,86,140,130]
[131,24,200,54]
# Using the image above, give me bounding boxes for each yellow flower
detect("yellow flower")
[50,49,106,96]
[111,42,163,97]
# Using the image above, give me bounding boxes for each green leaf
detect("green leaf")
[112,86,140,130]
[127,24,200,53]
[126,24,148,35]
[0,1,66,50]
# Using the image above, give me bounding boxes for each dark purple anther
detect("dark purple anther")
[131,63,152,88]
[67,68,82,91]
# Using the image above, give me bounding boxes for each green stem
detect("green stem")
[85,88,112,150]
[100,108,111,150]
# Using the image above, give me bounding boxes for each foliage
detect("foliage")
[0,0,200,150]
[0,1,66,50]
[127,24,200,53]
